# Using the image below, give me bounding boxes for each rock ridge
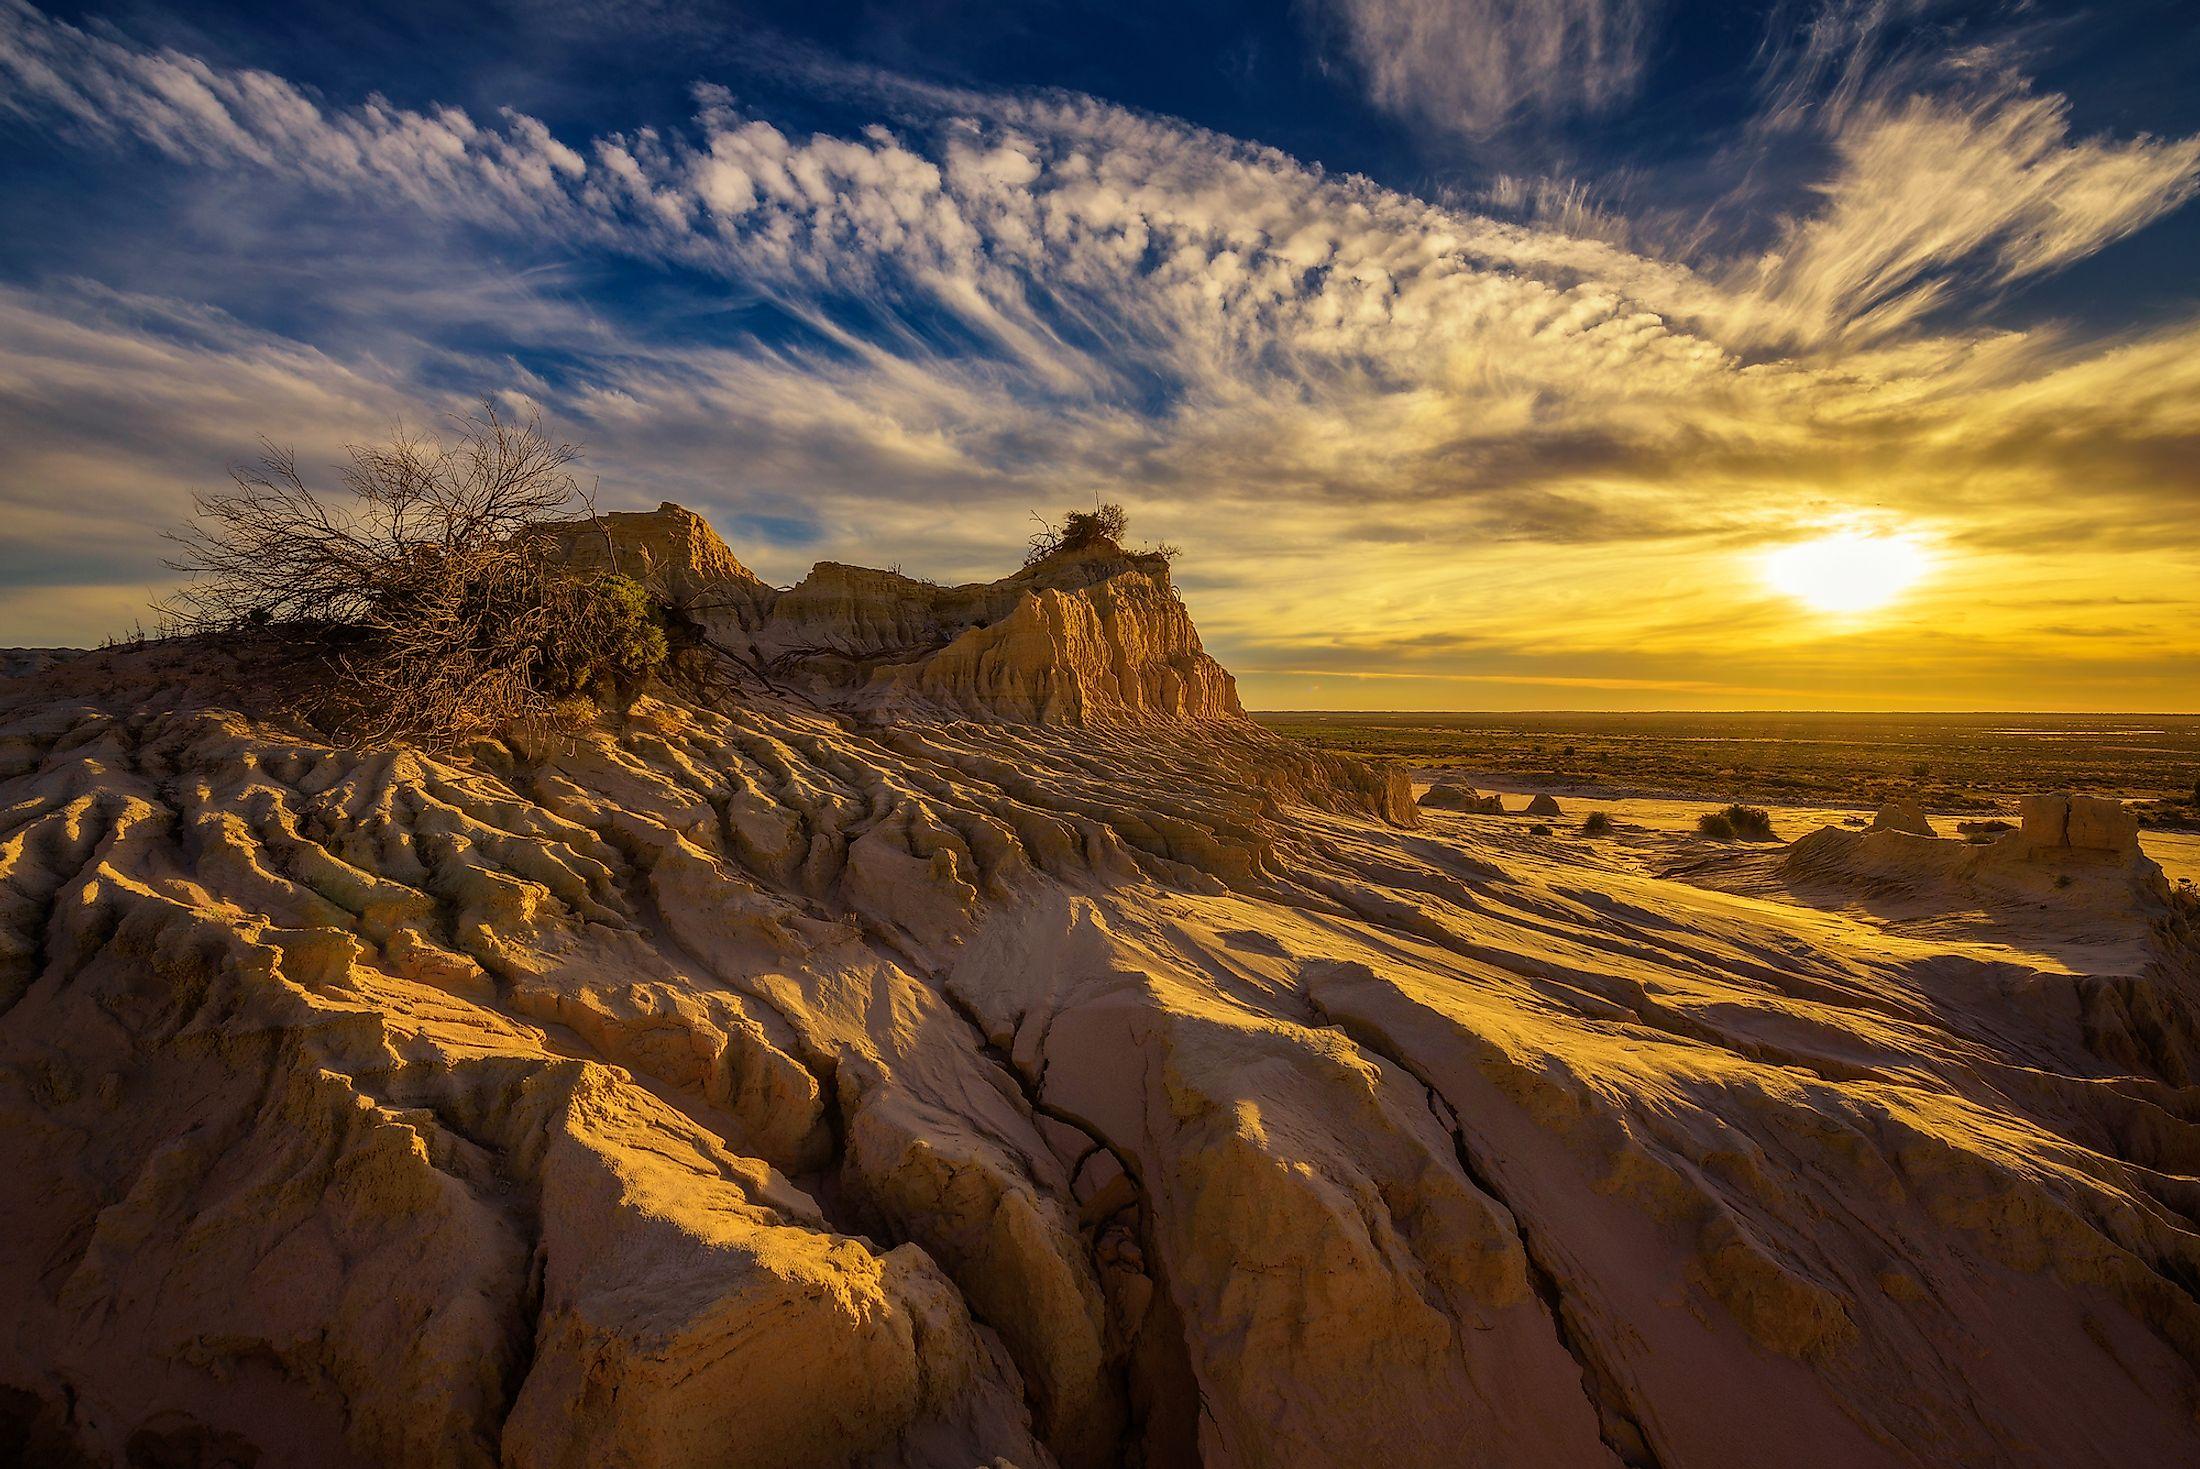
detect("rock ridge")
[542,505,1243,725]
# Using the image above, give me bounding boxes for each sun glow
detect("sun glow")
[1763,531,1929,615]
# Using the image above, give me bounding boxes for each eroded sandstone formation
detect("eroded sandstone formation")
[1869,798,1935,835]
[1418,782,1505,814]
[1787,791,2173,914]
[541,506,1241,724]
[2018,793,2144,856]
[4,520,2200,1468]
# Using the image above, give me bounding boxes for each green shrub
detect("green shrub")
[1697,811,1737,840]
[1582,811,1614,836]
[1717,803,1776,840]
[533,573,669,714]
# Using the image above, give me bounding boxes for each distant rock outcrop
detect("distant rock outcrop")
[546,505,1241,725]
[2017,793,2142,857]
[1869,799,1935,836]
[1523,793,1564,817]
[1418,782,1504,814]
[0,649,80,680]
[1784,793,2170,912]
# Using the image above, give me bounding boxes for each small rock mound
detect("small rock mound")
[1783,793,2170,910]
[0,649,81,680]
[1869,799,1935,836]
[1419,783,1504,814]
[1523,793,1564,818]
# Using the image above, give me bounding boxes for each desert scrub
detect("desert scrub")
[1696,804,1775,840]
[1024,503,1179,567]
[1582,811,1614,836]
[161,404,669,743]
[533,573,670,715]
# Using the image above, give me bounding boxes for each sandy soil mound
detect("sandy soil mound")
[5,523,2200,1468]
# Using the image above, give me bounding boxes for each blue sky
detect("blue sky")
[3,0,2199,708]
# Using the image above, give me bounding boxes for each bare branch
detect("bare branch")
[159,402,664,745]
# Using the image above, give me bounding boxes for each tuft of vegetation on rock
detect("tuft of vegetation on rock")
[160,404,668,744]
[1582,811,1614,836]
[1024,503,1179,568]
[1697,811,1738,840]
[1026,503,1129,563]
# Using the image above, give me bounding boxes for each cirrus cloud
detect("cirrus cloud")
[1,0,2197,708]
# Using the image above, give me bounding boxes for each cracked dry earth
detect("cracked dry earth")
[5,679,2200,1468]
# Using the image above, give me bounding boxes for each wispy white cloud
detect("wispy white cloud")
[1725,4,2200,344]
[1306,0,1655,140]
[1736,87,2200,343]
[0,0,587,214]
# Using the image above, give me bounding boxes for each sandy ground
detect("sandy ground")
[1411,775,2192,983]
[1450,774,2200,887]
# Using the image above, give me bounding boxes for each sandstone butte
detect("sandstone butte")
[3,505,2199,1468]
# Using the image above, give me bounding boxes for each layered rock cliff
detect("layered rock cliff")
[541,505,1242,724]
[4,525,2200,1469]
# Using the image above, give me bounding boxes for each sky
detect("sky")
[2,0,2198,711]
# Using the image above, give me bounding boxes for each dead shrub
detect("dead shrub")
[1023,504,1179,568]
[1026,504,1130,564]
[161,404,666,744]
[1719,803,1777,840]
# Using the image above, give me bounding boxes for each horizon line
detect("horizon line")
[1246,708,2200,718]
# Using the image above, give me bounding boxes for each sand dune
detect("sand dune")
[3,515,2198,1467]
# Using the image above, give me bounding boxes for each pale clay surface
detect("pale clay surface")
[4,510,2199,1468]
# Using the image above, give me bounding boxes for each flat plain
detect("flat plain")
[1256,710,2200,815]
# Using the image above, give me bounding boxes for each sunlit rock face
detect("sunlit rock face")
[545,505,1243,724]
[2019,793,2144,856]
[1787,793,2173,911]
[535,500,772,603]
[3,529,2199,1469]
[1869,798,1935,835]
[1418,782,1505,814]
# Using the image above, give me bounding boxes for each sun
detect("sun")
[1763,530,1929,615]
